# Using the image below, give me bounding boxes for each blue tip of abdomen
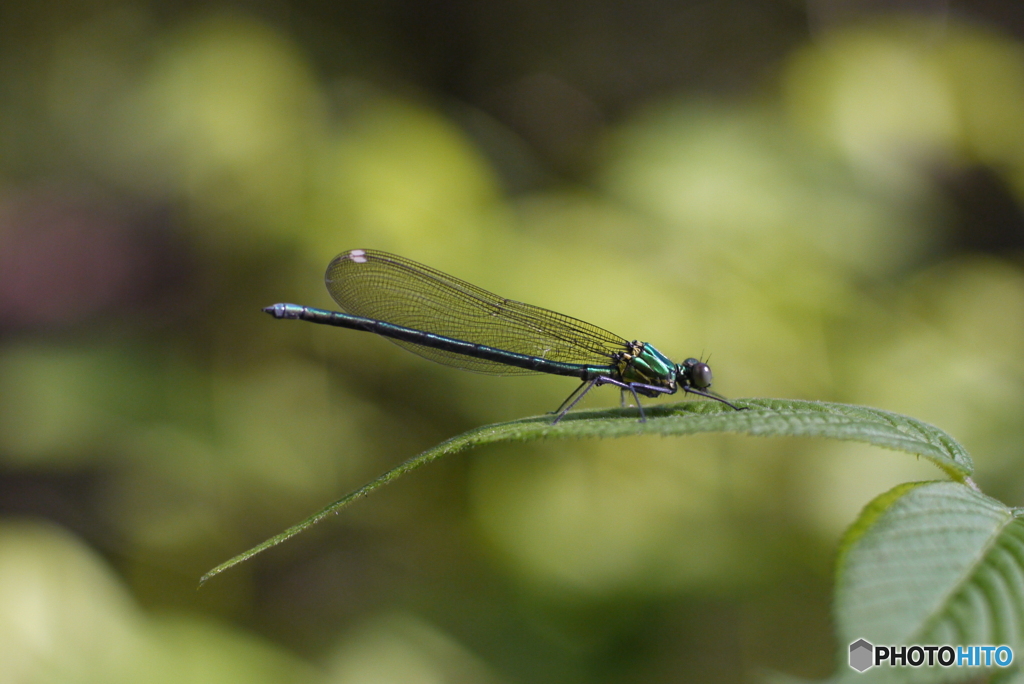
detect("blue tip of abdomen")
[263,303,304,319]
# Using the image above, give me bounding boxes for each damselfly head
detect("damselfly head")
[679,357,713,390]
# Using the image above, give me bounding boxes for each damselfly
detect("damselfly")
[264,249,742,421]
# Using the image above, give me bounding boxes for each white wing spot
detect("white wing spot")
[349,249,368,263]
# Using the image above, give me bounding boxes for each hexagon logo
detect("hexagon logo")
[849,639,874,672]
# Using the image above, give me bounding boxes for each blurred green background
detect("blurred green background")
[2,1,1024,682]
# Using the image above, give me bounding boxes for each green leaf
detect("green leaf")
[200,399,972,584]
[834,481,1024,682]
[992,668,1024,684]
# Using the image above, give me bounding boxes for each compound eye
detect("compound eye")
[688,362,713,389]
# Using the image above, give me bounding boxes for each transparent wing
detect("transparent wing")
[324,249,628,375]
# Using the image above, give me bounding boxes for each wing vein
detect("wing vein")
[324,250,627,375]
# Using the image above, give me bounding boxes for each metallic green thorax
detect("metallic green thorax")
[615,341,677,389]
